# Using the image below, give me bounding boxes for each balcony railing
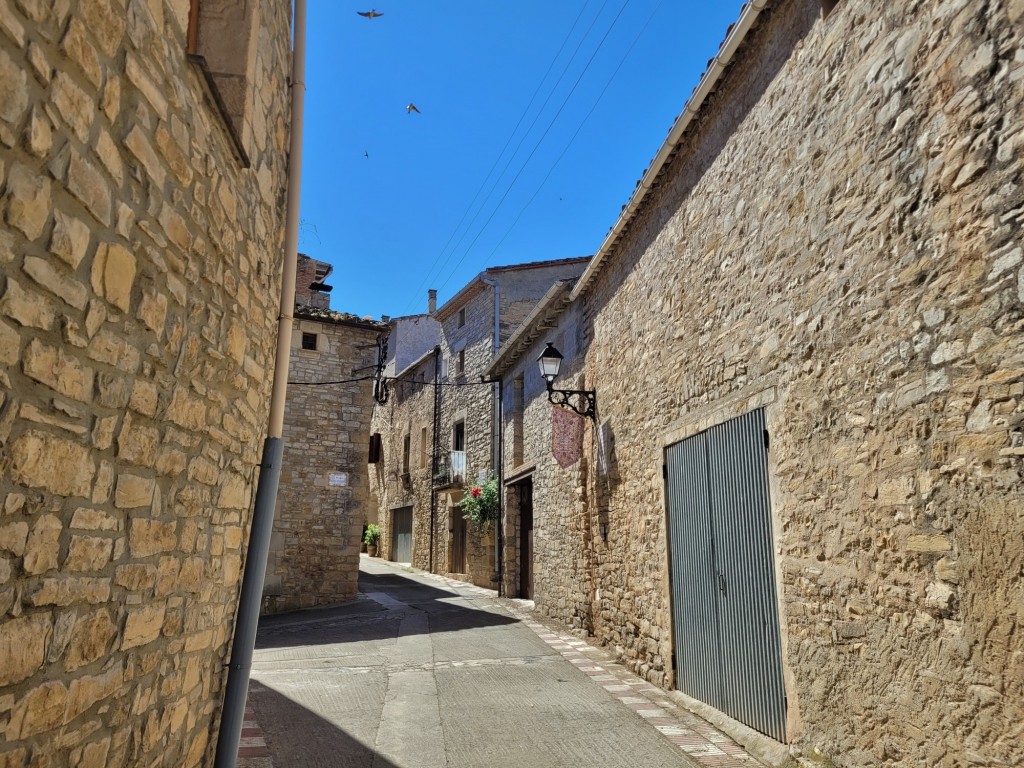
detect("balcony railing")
[433,450,466,488]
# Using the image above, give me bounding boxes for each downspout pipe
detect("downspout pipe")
[214,1,306,765]
[429,345,441,573]
[480,277,502,586]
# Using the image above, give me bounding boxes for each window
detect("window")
[453,421,465,452]
[368,433,382,463]
[402,434,411,476]
[420,427,428,468]
[821,0,839,17]
[458,307,466,327]
[455,349,465,377]
[185,0,259,165]
[512,374,524,466]
[301,332,317,351]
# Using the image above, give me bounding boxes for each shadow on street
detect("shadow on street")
[254,567,517,651]
[248,680,399,768]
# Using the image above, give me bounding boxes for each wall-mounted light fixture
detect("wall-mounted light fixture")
[537,342,596,420]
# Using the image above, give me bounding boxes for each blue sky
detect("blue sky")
[299,1,746,319]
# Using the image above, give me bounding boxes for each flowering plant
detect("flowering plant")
[458,473,499,529]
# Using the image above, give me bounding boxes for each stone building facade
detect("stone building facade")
[488,1,1024,766]
[0,1,292,766]
[369,258,589,587]
[261,306,386,614]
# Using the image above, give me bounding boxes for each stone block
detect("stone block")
[115,563,156,591]
[217,472,248,509]
[114,474,154,509]
[50,71,93,143]
[23,337,92,401]
[67,153,111,226]
[10,430,95,498]
[4,163,51,240]
[90,243,136,313]
[26,577,110,607]
[7,681,67,739]
[64,609,116,671]
[0,46,28,123]
[69,507,118,532]
[64,665,122,722]
[0,320,18,366]
[116,416,159,467]
[0,522,28,556]
[128,518,176,557]
[0,276,57,330]
[137,289,168,334]
[49,210,91,268]
[124,125,166,190]
[23,255,88,309]
[64,535,113,572]
[23,514,62,575]
[121,603,165,649]
[0,614,51,686]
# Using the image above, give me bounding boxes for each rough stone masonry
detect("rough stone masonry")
[0,0,292,765]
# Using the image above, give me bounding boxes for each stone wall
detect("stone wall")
[566,0,1023,765]
[262,310,385,614]
[0,0,292,765]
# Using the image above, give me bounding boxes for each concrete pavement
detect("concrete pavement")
[242,556,764,768]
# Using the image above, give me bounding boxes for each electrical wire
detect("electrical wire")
[400,1,598,315]
[433,0,634,295]
[479,0,667,263]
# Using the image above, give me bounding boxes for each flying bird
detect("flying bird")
[406,103,421,114]
[364,151,369,159]
[357,9,383,19]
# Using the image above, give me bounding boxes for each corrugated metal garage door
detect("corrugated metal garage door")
[391,506,412,563]
[665,408,787,742]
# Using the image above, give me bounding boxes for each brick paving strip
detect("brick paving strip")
[235,697,274,768]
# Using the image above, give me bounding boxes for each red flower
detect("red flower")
[471,487,481,497]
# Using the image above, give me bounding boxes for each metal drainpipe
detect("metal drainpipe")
[480,277,502,589]
[429,345,441,574]
[214,0,306,765]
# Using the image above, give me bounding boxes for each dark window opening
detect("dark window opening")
[821,0,839,17]
[458,307,466,327]
[456,349,465,376]
[368,433,382,463]
[301,332,317,351]
[453,421,465,452]
[402,434,411,475]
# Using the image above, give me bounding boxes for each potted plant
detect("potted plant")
[458,473,499,532]
[363,523,381,557]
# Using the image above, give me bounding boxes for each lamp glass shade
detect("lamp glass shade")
[537,343,563,381]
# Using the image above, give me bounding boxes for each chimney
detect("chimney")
[428,289,437,315]
[381,315,391,323]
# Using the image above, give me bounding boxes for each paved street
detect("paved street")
[243,556,762,768]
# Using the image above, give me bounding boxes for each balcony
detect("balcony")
[433,450,466,488]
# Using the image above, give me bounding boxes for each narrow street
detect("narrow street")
[242,557,762,768]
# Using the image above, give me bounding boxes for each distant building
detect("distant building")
[262,299,386,613]
[369,258,590,586]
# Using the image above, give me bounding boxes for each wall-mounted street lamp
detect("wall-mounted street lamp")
[537,342,596,420]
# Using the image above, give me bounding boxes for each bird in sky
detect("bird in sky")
[406,103,421,114]
[357,9,383,19]
[364,151,369,159]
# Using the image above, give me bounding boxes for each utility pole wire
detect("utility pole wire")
[400,0,602,314]
[433,0,634,296]
[480,0,667,264]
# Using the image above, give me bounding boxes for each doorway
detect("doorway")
[450,503,467,573]
[518,479,533,599]
[391,506,412,563]
[665,407,787,742]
